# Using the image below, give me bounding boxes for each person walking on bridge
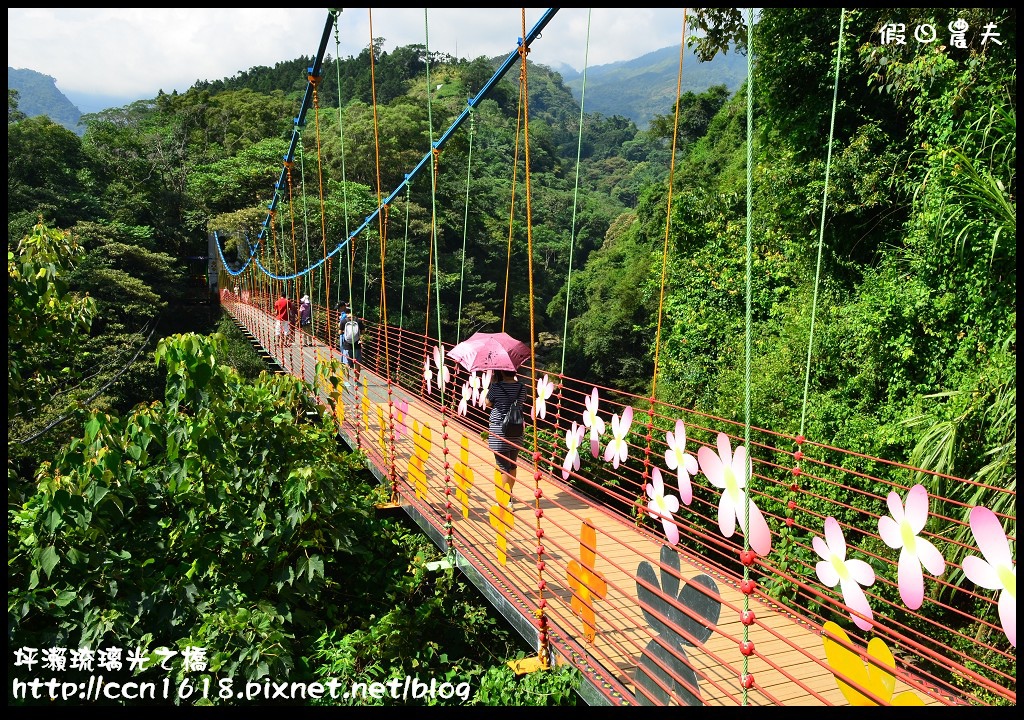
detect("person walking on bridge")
[299,295,312,345]
[484,369,527,509]
[274,291,290,347]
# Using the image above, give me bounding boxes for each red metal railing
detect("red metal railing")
[222,289,1016,707]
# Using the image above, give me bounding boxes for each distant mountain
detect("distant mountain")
[61,90,141,115]
[9,43,746,138]
[555,45,747,130]
[8,67,85,136]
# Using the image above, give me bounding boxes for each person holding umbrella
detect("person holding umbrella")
[483,369,527,509]
[450,331,531,509]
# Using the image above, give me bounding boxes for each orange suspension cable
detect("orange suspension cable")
[649,10,687,400]
[285,160,309,374]
[421,156,438,393]
[518,9,550,672]
[501,87,525,332]
[639,10,689,520]
[269,209,280,300]
[285,161,301,301]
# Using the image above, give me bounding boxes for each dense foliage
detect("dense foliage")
[9,333,578,705]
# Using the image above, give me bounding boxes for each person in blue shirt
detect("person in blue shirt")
[337,301,363,378]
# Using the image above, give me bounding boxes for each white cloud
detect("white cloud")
[9,8,695,101]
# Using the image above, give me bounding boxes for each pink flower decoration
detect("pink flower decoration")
[962,506,1016,648]
[877,484,946,610]
[395,399,408,438]
[814,516,876,631]
[582,387,606,458]
[423,358,432,395]
[665,419,699,506]
[603,406,633,469]
[535,374,554,420]
[646,467,681,545]
[697,432,771,557]
[562,422,585,480]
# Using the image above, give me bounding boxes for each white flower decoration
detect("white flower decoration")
[665,419,699,506]
[562,422,585,480]
[433,345,450,393]
[814,516,876,631]
[603,406,634,470]
[582,387,606,458]
[478,370,492,408]
[535,374,554,420]
[469,371,481,405]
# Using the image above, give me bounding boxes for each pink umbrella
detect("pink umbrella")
[448,332,530,372]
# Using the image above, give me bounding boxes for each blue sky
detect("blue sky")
[8,8,697,111]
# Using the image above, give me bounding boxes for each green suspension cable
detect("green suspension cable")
[800,8,845,440]
[423,12,443,357]
[399,184,411,329]
[742,6,754,706]
[333,11,355,324]
[422,9,455,563]
[455,109,476,344]
[361,236,369,318]
[559,9,592,375]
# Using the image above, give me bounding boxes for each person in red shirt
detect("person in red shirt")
[274,292,290,345]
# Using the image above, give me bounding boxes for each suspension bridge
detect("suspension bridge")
[213,8,1015,707]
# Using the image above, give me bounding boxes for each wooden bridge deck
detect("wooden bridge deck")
[226,301,948,707]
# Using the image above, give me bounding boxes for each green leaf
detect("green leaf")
[86,483,109,507]
[38,546,59,579]
[54,589,77,607]
[84,416,101,443]
[307,555,324,581]
[42,508,62,533]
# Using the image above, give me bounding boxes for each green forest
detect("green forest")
[8,8,1015,706]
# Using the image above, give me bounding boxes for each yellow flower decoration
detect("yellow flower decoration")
[821,621,923,705]
[567,519,608,643]
[453,435,474,519]
[488,470,514,565]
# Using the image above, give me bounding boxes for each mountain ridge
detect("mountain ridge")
[10,42,746,135]
[555,44,746,129]
[8,67,85,136]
